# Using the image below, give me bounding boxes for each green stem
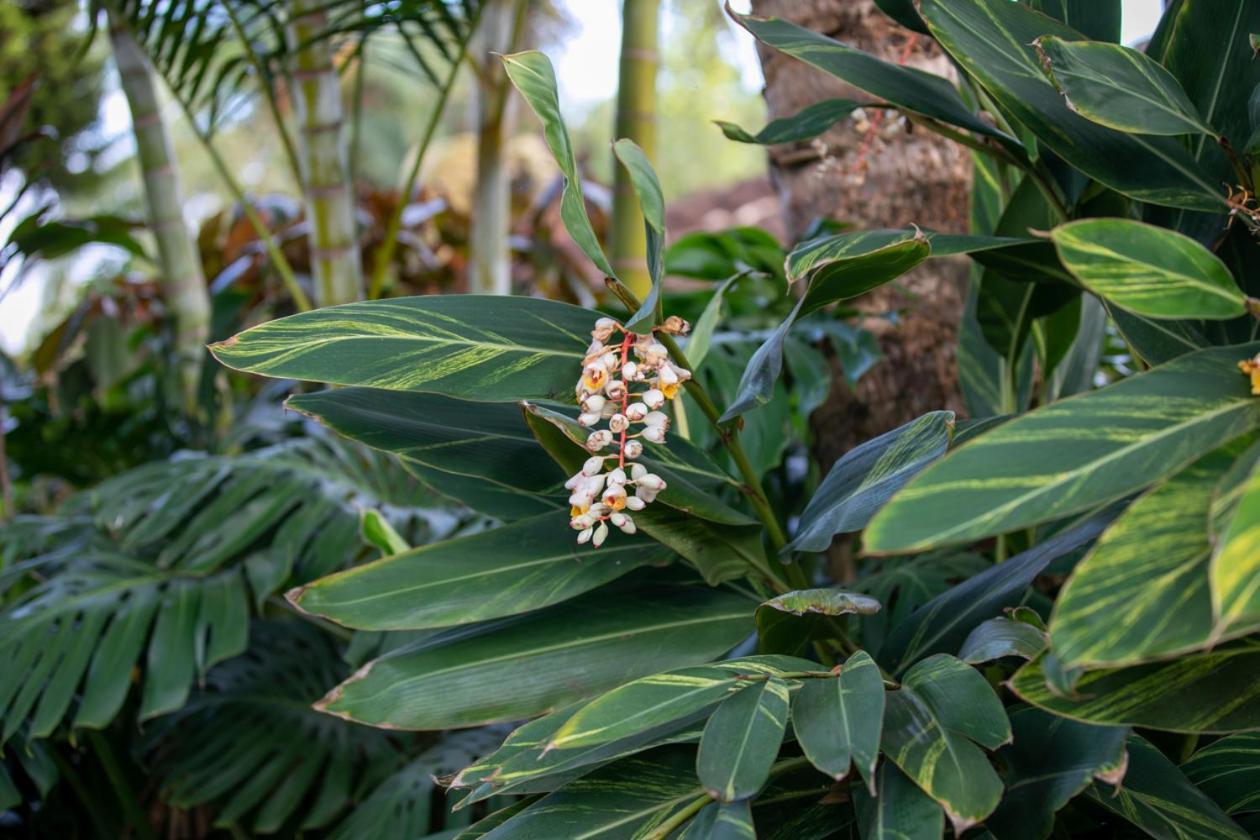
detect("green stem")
[642,794,711,840]
[87,730,155,840]
[368,17,478,299]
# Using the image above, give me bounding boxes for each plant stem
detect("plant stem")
[643,793,711,840]
[368,15,478,299]
[87,730,155,840]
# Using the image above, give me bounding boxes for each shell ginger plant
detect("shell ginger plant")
[211,2,1260,834]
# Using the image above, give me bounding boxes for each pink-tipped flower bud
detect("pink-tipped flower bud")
[625,402,648,422]
[578,412,602,427]
[636,473,666,492]
[576,526,595,544]
[592,317,618,342]
[623,440,643,460]
[586,430,613,451]
[624,495,646,511]
[581,393,606,413]
[608,413,629,433]
[606,467,627,487]
[610,512,637,534]
[643,411,670,429]
[642,389,666,409]
[605,379,627,400]
[644,343,669,365]
[660,315,691,335]
[641,425,667,443]
[581,455,605,476]
[592,521,609,548]
[622,361,639,381]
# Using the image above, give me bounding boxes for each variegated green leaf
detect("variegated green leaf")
[985,708,1128,840]
[788,229,931,317]
[1211,457,1260,636]
[865,343,1260,553]
[918,0,1227,211]
[1088,736,1248,839]
[1049,449,1241,669]
[716,99,863,145]
[792,651,884,791]
[958,616,1047,665]
[315,584,752,730]
[1010,642,1260,733]
[696,676,790,802]
[211,296,595,402]
[548,656,820,751]
[853,763,944,840]
[288,516,672,631]
[502,51,615,279]
[881,654,1010,833]
[612,138,664,331]
[1183,733,1260,815]
[1052,219,1245,320]
[1036,36,1218,136]
[786,411,954,553]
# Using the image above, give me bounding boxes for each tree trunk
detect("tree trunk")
[109,13,211,412]
[750,0,971,463]
[287,0,363,306]
[469,0,524,295]
[611,0,660,298]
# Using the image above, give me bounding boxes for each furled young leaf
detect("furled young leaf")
[1010,642,1260,732]
[1211,458,1260,636]
[1088,736,1248,839]
[853,763,944,840]
[865,342,1260,553]
[786,411,954,553]
[288,516,672,630]
[877,513,1111,674]
[1036,37,1218,136]
[1050,449,1239,669]
[359,510,409,556]
[792,650,884,791]
[716,99,863,145]
[212,296,595,402]
[917,0,1227,211]
[880,655,1010,832]
[315,584,753,730]
[984,708,1128,840]
[1052,219,1245,320]
[958,616,1047,665]
[612,138,664,331]
[1183,733,1260,815]
[696,676,790,801]
[502,51,615,279]
[548,656,819,751]
[730,10,1018,152]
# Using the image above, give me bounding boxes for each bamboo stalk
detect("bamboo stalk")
[611,0,660,299]
[287,0,363,306]
[109,13,211,412]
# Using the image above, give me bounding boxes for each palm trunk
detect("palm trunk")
[109,14,211,411]
[287,0,363,306]
[469,0,524,295]
[610,0,660,298]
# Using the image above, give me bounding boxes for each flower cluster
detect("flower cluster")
[567,315,691,546]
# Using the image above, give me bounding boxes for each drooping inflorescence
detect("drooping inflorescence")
[567,315,692,546]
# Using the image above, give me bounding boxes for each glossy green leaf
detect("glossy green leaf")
[788,230,931,317]
[786,411,954,553]
[359,509,409,556]
[696,676,790,801]
[880,654,1010,832]
[1010,642,1260,732]
[918,0,1227,211]
[958,616,1047,665]
[502,51,615,278]
[212,296,595,402]
[865,343,1260,553]
[985,708,1128,840]
[1211,458,1260,635]
[1052,219,1244,320]
[792,651,884,791]
[402,458,564,521]
[877,513,1110,674]
[316,584,753,730]
[289,516,671,631]
[548,656,819,751]
[1050,450,1238,669]
[1106,302,1211,367]
[1031,0,1121,42]
[1088,736,1248,839]
[731,10,1017,151]
[716,299,802,423]
[853,763,944,840]
[1183,733,1260,815]
[1036,36,1217,136]
[612,138,664,331]
[716,99,862,145]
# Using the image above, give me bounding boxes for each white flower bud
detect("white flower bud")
[636,473,666,491]
[643,411,670,429]
[622,361,639,381]
[570,513,595,530]
[606,468,627,486]
[641,425,667,443]
[631,464,648,481]
[581,394,606,413]
[609,413,629,433]
[600,352,619,370]
[586,430,613,451]
[657,364,679,387]
[582,456,605,476]
[625,495,646,510]
[623,440,643,460]
[578,412,602,427]
[646,343,669,363]
[625,402,648,422]
[642,389,665,409]
[670,363,691,382]
[592,522,609,547]
[577,526,594,544]
[636,486,659,504]
[605,380,627,400]
[610,512,637,534]
[592,317,618,342]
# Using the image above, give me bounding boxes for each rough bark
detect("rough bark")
[750,0,971,465]
[287,0,363,305]
[109,14,211,411]
[611,0,660,298]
